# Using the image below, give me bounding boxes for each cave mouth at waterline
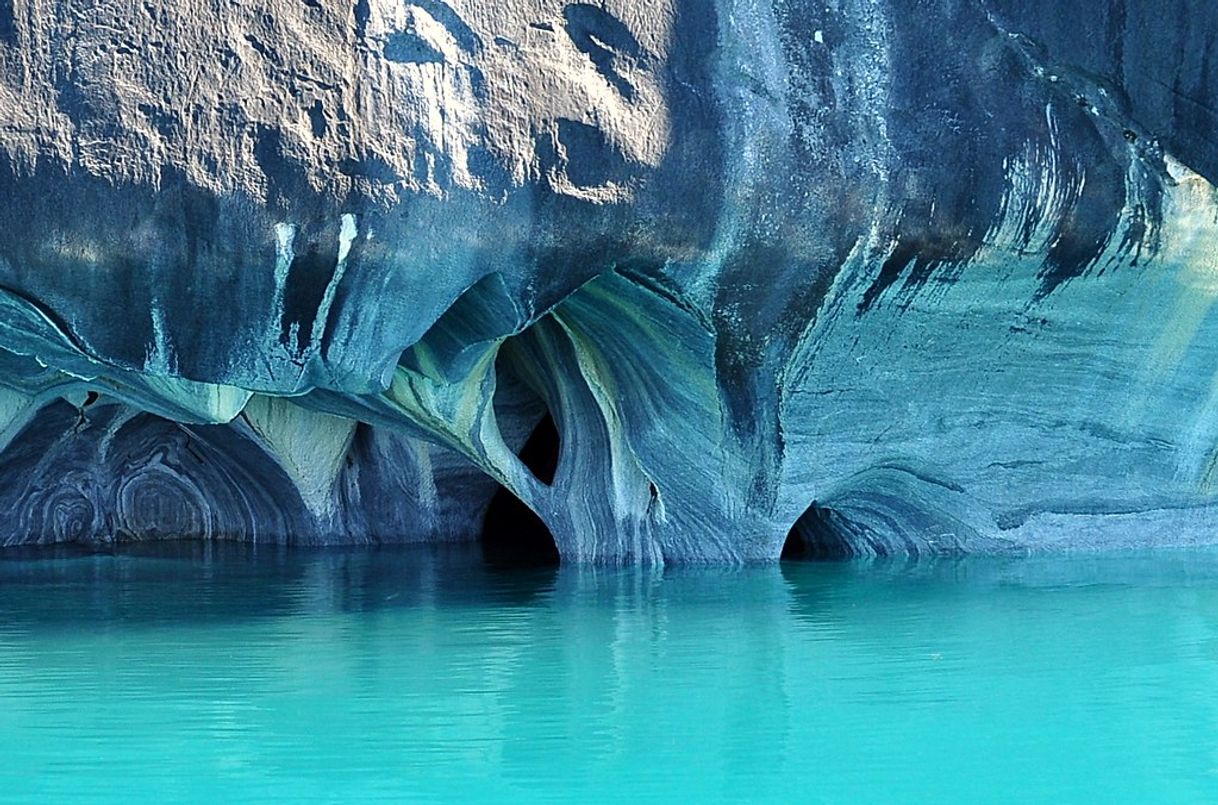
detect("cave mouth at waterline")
[781,504,868,561]
[479,413,561,567]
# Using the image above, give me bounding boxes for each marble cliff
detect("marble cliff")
[0,0,1216,562]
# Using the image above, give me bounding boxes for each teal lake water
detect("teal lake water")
[2,544,1218,802]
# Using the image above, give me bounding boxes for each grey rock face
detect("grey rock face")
[0,0,1216,562]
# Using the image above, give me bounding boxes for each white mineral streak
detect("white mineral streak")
[147,300,175,375]
[982,107,1083,257]
[309,213,359,354]
[268,222,298,354]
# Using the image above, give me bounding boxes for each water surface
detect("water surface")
[2,544,1217,802]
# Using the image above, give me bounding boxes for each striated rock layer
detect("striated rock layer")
[0,0,1216,562]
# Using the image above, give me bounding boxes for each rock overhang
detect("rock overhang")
[0,0,1215,563]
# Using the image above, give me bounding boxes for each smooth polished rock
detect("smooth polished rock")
[0,0,1216,561]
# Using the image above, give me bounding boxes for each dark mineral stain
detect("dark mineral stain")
[308,100,327,138]
[554,118,633,188]
[563,3,644,100]
[1034,117,1129,299]
[244,34,277,64]
[338,155,398,185]
[354,0,370,41]
[412,0,482,54]
[384,30,443,64]
[280,237,339,354]
[0,0,15,45]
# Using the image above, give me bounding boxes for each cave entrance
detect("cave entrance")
[480,413,561,568]
[781,503,857,561]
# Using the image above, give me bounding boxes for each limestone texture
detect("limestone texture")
[0,0,1217,562]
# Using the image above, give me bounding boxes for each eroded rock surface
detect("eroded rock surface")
[0,0,1216,561]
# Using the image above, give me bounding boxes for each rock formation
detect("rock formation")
[0,0,1216,562]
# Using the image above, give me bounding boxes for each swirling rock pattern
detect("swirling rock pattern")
[0,0,1216,561]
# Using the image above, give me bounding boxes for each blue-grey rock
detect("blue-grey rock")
[0,0,1216,562]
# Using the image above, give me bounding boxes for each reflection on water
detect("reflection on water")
[2,544,1218,801]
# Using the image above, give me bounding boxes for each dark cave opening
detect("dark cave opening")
[480,413,561,567]
[781,503,860,561]
[780,517,813,560]
[516,411,561,487]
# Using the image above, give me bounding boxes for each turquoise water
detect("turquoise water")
[2,545,1218,802]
